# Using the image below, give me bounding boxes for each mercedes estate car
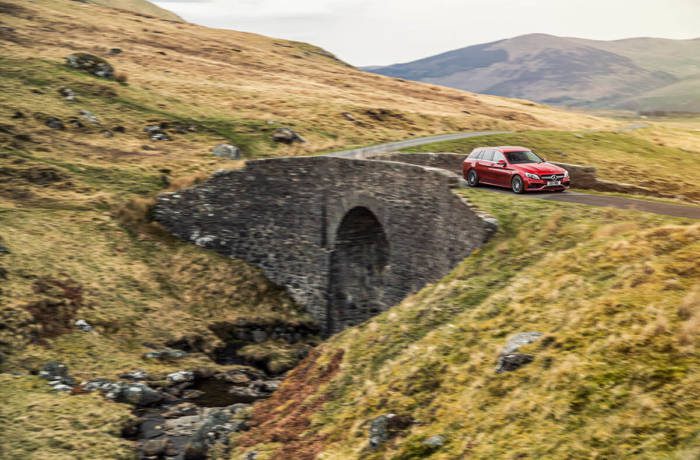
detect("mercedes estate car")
[463,146,570,193]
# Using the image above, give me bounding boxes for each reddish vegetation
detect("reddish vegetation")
[24,276,83,342]
[237,347,345,460]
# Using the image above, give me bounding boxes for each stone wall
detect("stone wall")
[153,156,497,334]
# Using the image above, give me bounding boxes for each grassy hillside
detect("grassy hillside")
[368,34,700,112]
[231,189,700,459]
[402,127,700,203]
[87,0,183,22]
[0,1,606,161]
[0,1,697,459]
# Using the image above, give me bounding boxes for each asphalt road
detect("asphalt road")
[325,131,700,220]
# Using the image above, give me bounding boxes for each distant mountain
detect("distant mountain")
[87,0,183,22]
[366,34,700,112]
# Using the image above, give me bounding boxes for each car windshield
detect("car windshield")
[506,150,543,164]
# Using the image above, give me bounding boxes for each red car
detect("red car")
[463,146,570,193]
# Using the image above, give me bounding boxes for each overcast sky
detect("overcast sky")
[153,0,700,66]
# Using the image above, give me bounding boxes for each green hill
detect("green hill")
[367,34,700,113]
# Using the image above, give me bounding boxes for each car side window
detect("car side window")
[493,151,506,162]
[482,149,494,161]
[469,149,480,159]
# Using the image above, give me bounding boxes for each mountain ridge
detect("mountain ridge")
[367,34,700,112]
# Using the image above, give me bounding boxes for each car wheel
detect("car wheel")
[467,169,479,187]
[511,175,524,194]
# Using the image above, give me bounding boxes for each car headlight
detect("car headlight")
[563,170,569,177]
[525,173,540,180]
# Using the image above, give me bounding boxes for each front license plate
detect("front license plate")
[547,180,561,186]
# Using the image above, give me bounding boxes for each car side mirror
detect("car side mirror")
[497,159,507,167]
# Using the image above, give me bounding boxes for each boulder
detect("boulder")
[65,53,114,79]
[45,117,64,130]
[212,143,241,160]
[144,348,187,361]
[423,435,445,448]
[141,438,169,457]
[119,370,148,381]
[167,370,195,384]
[74,319,93,332]
[79,109,100,125]
[368,413,413,449]
[272,127,305,144]
[58,87,76,101]
[495,331,542,373]
[38,361,76,389]
[113,382,164,407]
[495,353,534,373]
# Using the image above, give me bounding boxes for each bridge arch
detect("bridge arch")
[327,206,389,334]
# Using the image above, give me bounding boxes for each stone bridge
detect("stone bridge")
[154,156,497,335]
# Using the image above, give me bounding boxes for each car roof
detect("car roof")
[495,146,530,153]
[471,146,530,153]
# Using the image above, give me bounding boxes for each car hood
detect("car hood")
[512,162,565,175]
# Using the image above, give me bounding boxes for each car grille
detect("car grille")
[540,174,565,180]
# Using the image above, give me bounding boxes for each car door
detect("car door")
[489,150,511,187]
[476,148,495,183]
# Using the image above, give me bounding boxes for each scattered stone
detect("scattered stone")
[119,370,148,381]
[144,348,187,361]
[167,370,195,384]
[79,109,100,125]
[38,361,76,390]
[142,145,154,151]
[251,329,267,343]
[423,435,445,448]
[162,402,198,418]
[272,127,305,144]
[11,111,24,119]
[144,124,171,141]
[108,48,122,55]
[65,53,115,79]
[0,267,7,279]
[496,353,534,373]
[112,125,126,133]
[341,112,356,121]
[74,319,93,332]
[0,243,9,255]
[66,117,84,129]
[212,143,241,160]
[368,413,413,449]
[79,379,166,406]
[31,88,44,95]
[102,130,113,138]
[108,382,164,407]
[45,117,64,130]
[495,331,542,373]
[244,452,258,460]
[58,87,76,101]
[141,438,169,457]
[501,332,543,355]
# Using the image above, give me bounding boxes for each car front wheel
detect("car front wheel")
[511,175,524,194]
[467,169,479,187]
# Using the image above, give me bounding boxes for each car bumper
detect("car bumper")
[525,179,570,191]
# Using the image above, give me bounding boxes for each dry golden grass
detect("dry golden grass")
[231,191,700,460]
[1,0,612,160]
[0,1,696,459]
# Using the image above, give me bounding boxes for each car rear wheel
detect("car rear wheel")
[467,169,479,187]
[511,175,524,194]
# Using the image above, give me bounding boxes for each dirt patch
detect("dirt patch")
[24,277,83,342]
[236,348,344,460]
